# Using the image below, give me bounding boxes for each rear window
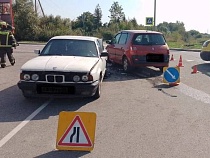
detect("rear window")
[132,33,166,45]
[202,40,210,47]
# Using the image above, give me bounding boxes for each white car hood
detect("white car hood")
[21,56,99,72]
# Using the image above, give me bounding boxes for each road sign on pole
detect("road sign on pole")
[146,17,153,25]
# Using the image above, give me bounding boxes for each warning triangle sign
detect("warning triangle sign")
[57,115,92,147]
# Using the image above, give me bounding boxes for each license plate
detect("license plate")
[41,87,68,94]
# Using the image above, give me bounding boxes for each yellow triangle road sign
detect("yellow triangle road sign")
[57,115,92,147]
[56,112,96,151]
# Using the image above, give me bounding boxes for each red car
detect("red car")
[106,30,170,72]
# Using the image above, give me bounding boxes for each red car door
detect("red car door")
[115,33,129,64]
[106,33,121,63]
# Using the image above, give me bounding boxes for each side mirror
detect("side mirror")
[100,51,108,57]
[106,40,111,44]
[34,49,40,54]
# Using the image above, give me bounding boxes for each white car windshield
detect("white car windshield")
[40,39,98,57]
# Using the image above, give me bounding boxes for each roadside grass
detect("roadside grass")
[168,42,202,49]
[168,37,209,49]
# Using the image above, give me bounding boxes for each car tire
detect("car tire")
[200,52,210,61]
[93,81,101,99]
[159,67,164,73]
[123,57,132,72]
[22,91,32,99]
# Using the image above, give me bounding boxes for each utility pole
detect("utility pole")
[35,0,37,14]
[82,14,86,35]
[154,0,156,30]
[35,0,45,17]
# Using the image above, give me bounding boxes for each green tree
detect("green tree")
[130,18,138,27]
[38,15,72,41]
[109,1,125,23]
[188,30,202,38]
[93,4,102,30]
[72,12,95,35]
[13,0,39,40]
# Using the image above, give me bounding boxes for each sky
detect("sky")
[39,0,210,34]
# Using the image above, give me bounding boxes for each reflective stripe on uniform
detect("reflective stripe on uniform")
[0,45,12,47]
[0,31,10,47]
[0,21,7,26]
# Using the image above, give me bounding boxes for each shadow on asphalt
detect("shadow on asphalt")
[35,150,89,158]
[104,63,163,82]
[0,85,94,123]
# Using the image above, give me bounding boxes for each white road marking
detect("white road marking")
[0,99,52,148]
[177,83,210,104]
[186,59,194,62]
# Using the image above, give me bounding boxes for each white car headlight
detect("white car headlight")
[73,75,80,82]
[23,74,30,81]
[31,74,39,81]
[82,75,88,82]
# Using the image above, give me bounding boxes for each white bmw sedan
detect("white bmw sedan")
[17,36,108,99]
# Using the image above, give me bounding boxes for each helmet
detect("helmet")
[0,21,7,30]
[0,21,7,26]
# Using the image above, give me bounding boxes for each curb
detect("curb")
[170,48,201,52]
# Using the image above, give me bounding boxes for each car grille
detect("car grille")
[46,75,64,83]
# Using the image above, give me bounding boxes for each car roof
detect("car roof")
[50,35,98,41]
[120,30,162,34]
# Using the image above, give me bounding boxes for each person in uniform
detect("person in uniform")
[0,21,17,68]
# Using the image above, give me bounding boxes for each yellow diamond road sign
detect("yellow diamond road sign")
[56,112,96,151]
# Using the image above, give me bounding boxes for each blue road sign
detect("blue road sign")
[146,17,153,25]
[163,67,180,83]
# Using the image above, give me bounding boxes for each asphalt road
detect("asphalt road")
[1,45,210,157]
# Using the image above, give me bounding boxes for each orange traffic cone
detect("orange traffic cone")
[191,65,199,74]
[177,55,184,67]
[170,54,174,61]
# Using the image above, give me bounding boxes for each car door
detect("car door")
[106,33,121,63]
[115,33,129,64]
[96,39,107,75]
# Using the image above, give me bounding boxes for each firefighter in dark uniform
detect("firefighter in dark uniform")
[0,21,17,68]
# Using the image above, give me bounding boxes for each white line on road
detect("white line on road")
[177,83,210,104]
[186,59,194,62]
[0,99,52,148]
